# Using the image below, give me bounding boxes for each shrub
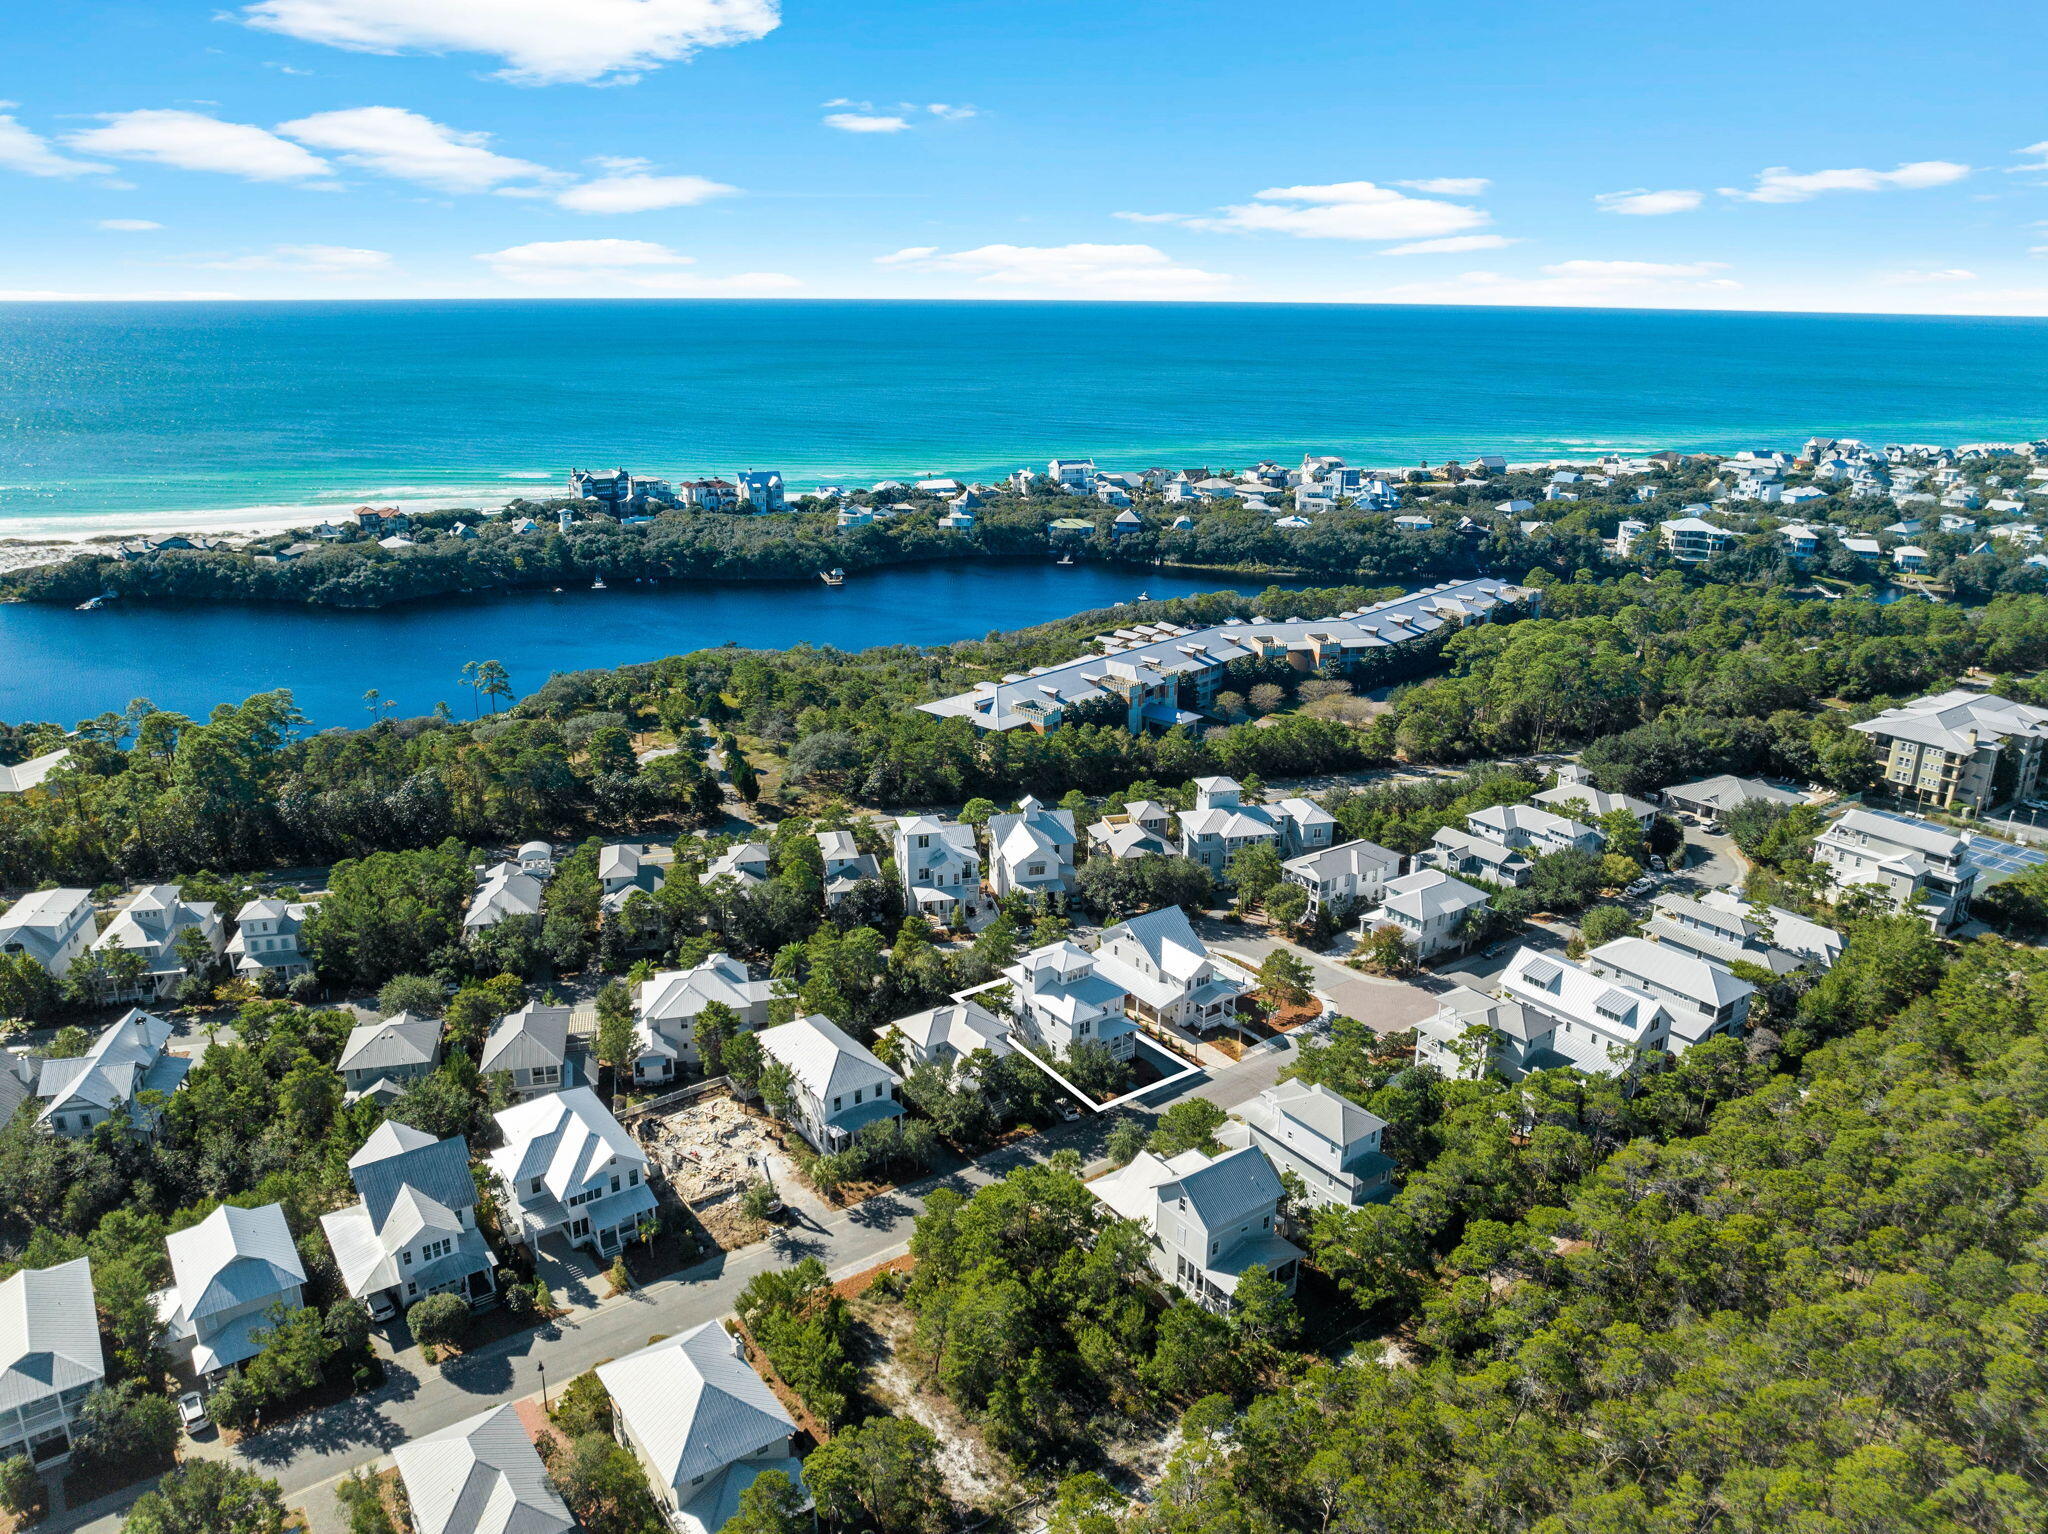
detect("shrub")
[0,1455,42,1521]
[406,1293,469,1351]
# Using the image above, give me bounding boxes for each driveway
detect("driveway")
[1193,916,1445,1035]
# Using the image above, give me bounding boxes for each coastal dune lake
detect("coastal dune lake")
[0,561,1242,727]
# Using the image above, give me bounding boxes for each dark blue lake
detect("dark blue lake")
[0,561,1253,728]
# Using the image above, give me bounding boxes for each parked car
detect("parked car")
[366,1292,397,1322]
[178,1391,211,1434]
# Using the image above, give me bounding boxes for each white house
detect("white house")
[1494,947,1674,1076]
[1280,837,1402,921]
[1360,870,1490,959]
[1465,803,1602,857]
[893,815,983,926]
[1583,935,1753,1049]
[1003,941,1138,1060]
[598,844,665,910]
[985,796,1078,899]
[1814,808,1975,932]
[1659,773,1805,828]
[391,1404,574,1534]
[1176,777,1336,877]
[1090,905,1245,1034]
[1658,516,1737,562]
[156,1203,308,1377]
[515,842,556,878]
[338,1012,444,1100]
[0,1257,105,1464]
[90,885,223,999]
[0,889,96,979]
[1230,1082,1392,1208]
[35,1008,191,1137]
[1533,766,1657,829]
[632,953,776,1084]
[489,1087,655,1258]
[597,1323,804,1534]
[1419,826,1533,886]
[225,898,313,983]
[1088,1145,1302,1313]
[320,1121,496,1320]
[1646,890,1839,977]
[1087,800,1175,861]
[479,1002,572,1099]
[464,863,544,935]
[701,842,773,889]
[878,1000,1013,1073]
[1692,888,1843,969]
[816,830,881,907]
[756,1013,903,1151]
[0,749,70,796]
[1413,985,1556,1081]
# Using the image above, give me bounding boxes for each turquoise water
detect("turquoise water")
[0,561,1238,727]
[2,300,2047,537]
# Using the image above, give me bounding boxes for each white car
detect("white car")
[178,1392,210,1433]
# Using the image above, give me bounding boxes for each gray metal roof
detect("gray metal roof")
[0,1257,104,1412]
[164,1202,305,1322]
[480,1004,569,1075]
[392,1404,574,1534]
[340,1013,444,1074]
[596,1322,796,1490]
[1160,1145,1285,1233]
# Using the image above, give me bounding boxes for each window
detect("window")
[832,1096,843,1112]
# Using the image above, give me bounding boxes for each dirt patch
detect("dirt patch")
[696,1197,774,1253]
[634,1090,782,1204]
[833,1254,914,1302]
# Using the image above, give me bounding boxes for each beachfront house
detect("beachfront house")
[0,888,96,978]
[34,1008,191,1138]
[816,829,881,908]
[320,1121,495,1322]
[893,815,983,926]
[632,953,776,1083]
[391,1405,574,1534]
[225,897,313,983]
[1088,1144,1302,1313]
[1230,1081,1393,1208]
[1814,808,1975,932]
[598,1323,805,1534]
[489,1087,655,1258]
[756,1013,902,1151]
[1091,905,1246,1035]
[1360,870,1490,959]
[1003,940,1137,1061]
[89,884,223,1000]
[479,1001,573,1099]
[985,796,1078,900]
[338,1012,444,1101]
[0,1258,104,1464]
[734,470,786,511]
[464,863,544,936]
[1280,838,1403,921]
[156,1202,307,1379]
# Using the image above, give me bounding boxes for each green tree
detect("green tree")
[0,1455,40,1521]
[1257,948,1316,1007]
[1355,923,1417,977]
[1223,843,1285,907]
[1229,1261,1299,1347]
[545,1434,661,1534]
[375,973,446,1018]
[74,1381,179,1474]
[1148,1098,1227,1157]
[593,980,637,1085]
[802,1416,946,1534]
[122,1461,286,1534]
[720,1469,808,1534]
[549,1371,613,1440]
[407,1292,469,1351]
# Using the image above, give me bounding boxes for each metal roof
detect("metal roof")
[597,1322,796,1490]
[392,1404,574,1534]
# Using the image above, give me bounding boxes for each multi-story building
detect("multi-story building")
[985,796,1078,899]
[1464,803,1602,858]
[877,1000,1013,1073]
[1003,940,1137,1060]
[1533,765,1657,829]
[1091,906,1246,1034]
[1657,515,1737,563]
[157,1202,308,1378]
[490,1087,656,1258]
[34,1008,191,1137]
[1440,948,1677,1078]
[1814,808,1975,931]
[632,953,776,1083]
[338,1012,444,1100]
[463,862,544,935]
[1230,1082,1393,1207]
[1176,776,1335,876]
[480,1001,573,1099]
[1850,690,2048,812]
[0,1257,104,1464]
[225,897,313,983]
[320,1120,496,1321]
[755,1014,903,1151]
[1280,837,1402,921]
[733,470,786,511]
[893,815,983,926]
[1088,1144,1302,1313]
[1360,870,1490,958]
[1583,936,1753,1050]
[89,885,222,1000]
[1646,890,1841,976]
[816,830,881,907]
[0,888,96,979]
[1086,800,1176,860]
[391,1405,574,1534]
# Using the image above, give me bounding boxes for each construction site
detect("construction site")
[628,1087,794,1234]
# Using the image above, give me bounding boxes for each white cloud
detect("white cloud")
[1721,161,1970,203]
[2011,141,2048,172]
[67,110,331,182]
[553,171,734,213]
[277,106,553,192]
[1878,268,1978,284]
[1111,211,1193,224]
[824,112,910,133]
[0,111,109,178]
[1396,177,1489,195]
[927,103,977,121]
[240,0,779,86]
[478,237,795,293]
[97,218,163,230]
[1595,187,1704,216]
[1382,234,1518,256]
[205,243,393,272]
[1190,181,1489,242]
[875,242,1231,297]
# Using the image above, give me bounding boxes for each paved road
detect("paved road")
[57,1039,1300,1534]
[1196,918,1445,1034]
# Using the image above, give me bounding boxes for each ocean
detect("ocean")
[3,299,2047,539]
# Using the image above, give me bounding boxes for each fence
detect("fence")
[615,1075,735,1123]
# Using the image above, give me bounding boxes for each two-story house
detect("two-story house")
[1091,905,1246,1035]
[489,1087,656,1258]
[1359,870,1490,959]
[1175,777,1336,877]
[598,844,667,912]
[1495,948,1673,1076]
[156,1202,308,1378]
[1584,936,1753,1050]
[463,863,544,935]
[1086,800,1176,860]
[893,815,983,926]
[1230,1081,1393,1207]
[1465,803,1602,858]
[755,1014,903,1151]
[1412,985,1558,1080]
[34,1008,191,1137]
[0,1257,105,1464]
[338,1012,444,1101]
[1533,765,1658,829]
[632,953,776,1084]
[479,1002,573,1099]
[598,1323,805,1534]
[1814,808,1975,931]
[391,1405,574,1534]
[320,1121,496,1322]
[878,1000,1013,1075]
[225,898,314,983]
[89,885,222,1000]
[0,889,96,979]
[984,797,1078,900]
[816,830,881,908]
[1280,837,1402,921]
[700,842,773,889]
[1002,940,1137,1061]
[1089,1144,1303,1313]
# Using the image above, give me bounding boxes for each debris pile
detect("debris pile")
[638,1090,780,1204]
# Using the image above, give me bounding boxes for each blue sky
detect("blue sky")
[5,0,2048,312]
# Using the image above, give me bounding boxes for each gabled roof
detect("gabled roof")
[1373,869,1489,922]
[885,1001,1011,1062]
[340,1013,443,1075]
[37,1008,185,1121]
[1587,935,1754,1012]
[1661,774,1804,812]
[465,863,544,928]
[0,749,71,795]
[1158,1145,1285,1231]
[596,1322,796,1490]
[1284,837,1400,881]
[758,1014,899,1103]
[1245,1081,1385,1147]
[490,1086,643,1202]
[0,889,93,968]
[480,1003,569,1075]
[165,1203,305,1322]
[635,954,772,1022]
[392,1404,574,1534]
[0,1258,104,1412]
[349,1128,476,1229]
[1097,905,1210,982]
